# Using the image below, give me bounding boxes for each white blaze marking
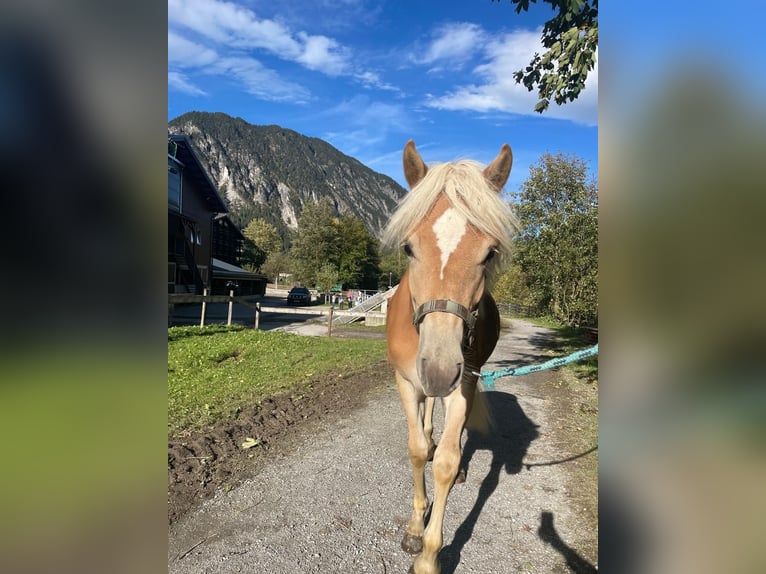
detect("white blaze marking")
[432,208,467,280]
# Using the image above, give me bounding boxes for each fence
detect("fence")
[495,301,598,341]
[495,301,535,317]
[168,289,384,336]
[168,292,595,342]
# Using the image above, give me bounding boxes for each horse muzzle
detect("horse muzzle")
[413,300,473,397]
[418,356,463,397]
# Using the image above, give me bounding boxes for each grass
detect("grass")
[334,322,387,334]
[168,325,387,436]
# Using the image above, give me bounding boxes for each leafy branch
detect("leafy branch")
[498,0,598,113]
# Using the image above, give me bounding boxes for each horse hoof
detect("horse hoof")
[455,467,466,484]
[401,532,423,555]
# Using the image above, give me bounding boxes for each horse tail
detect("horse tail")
[466,382,492,436]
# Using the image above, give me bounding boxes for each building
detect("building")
[210,214,265,296]
[168,134,266,296]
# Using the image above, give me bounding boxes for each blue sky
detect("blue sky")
[168,0,597,192]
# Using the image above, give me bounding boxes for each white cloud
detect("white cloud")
[168,0,351,75]
[168,0,301,55]
[168,31,218,67]
[354,71,400,93]
[168,28,310,102]
[209,57,311,102]
[168,0,400,102]
[295,33,348,75]
[415,22,486,67]
[425,28,598,126]
[168,71,207,96]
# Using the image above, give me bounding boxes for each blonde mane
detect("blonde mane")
[382,159,519,283]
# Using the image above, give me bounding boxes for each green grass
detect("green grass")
[335,322,387,333]
[168,325,387,435]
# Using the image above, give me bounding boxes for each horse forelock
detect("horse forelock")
[382,159,519,283]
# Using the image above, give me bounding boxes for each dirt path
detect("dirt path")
[167,319,598,573]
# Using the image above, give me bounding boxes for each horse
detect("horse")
[383,140,519,574]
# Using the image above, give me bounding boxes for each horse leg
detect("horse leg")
[411,383,474,574]
[396,373,430,555]
[424,397,436,461]
[454,380,478,484]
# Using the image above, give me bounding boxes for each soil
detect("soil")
[167,319,598,573]
[167,356,393,525]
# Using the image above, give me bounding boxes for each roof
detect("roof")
[169,134,228,213]
[214,213,246,241]
[212,258,266,279]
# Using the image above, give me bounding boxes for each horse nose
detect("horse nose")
[418,358,463,397]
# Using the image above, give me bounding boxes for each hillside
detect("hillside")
[168,112,406,240]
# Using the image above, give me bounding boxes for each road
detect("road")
[167,319,598,573]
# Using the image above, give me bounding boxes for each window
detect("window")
[168,157,182,212]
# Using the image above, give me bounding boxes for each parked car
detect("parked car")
[287,286,311,306]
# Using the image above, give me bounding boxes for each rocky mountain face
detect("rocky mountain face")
[168,111,406,240]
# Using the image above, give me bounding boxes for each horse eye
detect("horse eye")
[482,249,497,265]
[403,243,414,257]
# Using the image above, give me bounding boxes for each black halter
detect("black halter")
[412,299,478,348]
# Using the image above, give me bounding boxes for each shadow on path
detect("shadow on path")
[538,511,598,573]
[438,391,539,574]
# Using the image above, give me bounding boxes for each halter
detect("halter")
[412,299,478,348]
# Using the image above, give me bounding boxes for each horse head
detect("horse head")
[397,140,513,397]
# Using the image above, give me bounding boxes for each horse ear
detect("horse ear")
[403,140,428,189]
[483,143,513,192]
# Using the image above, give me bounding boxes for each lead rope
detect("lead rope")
[474,344,599,391]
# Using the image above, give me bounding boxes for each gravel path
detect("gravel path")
[168,319,598,573]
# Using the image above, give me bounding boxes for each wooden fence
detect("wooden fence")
[168,292,597,343]
[168,289,383,336]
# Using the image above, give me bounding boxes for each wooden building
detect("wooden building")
[210,214,265,296]
[168,135,266,296]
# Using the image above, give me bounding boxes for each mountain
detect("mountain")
[168,111,406,241]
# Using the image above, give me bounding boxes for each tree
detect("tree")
[337,215,381,290]
[261,251,292,287]
[242,218,282,257]
[496,0,598,113]
[289,198,342,286]
[315,263,340,303]
[492,264,534,307]
[379,249,408,290]
[512,152,597,326]
[240,237,266,271]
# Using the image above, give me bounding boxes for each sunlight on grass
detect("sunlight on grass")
[168,326,387,435]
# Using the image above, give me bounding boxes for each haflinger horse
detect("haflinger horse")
[383,140,519,574]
